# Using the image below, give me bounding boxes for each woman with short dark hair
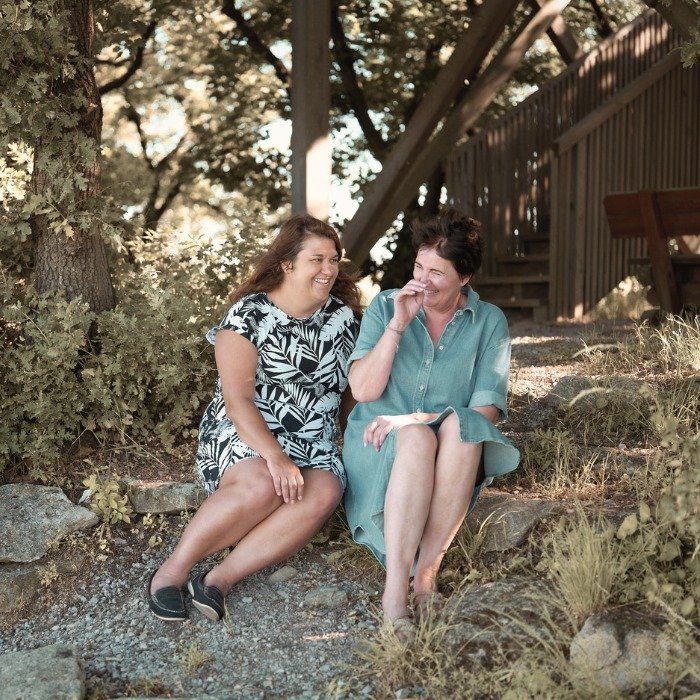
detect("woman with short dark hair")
[343,208,519,643]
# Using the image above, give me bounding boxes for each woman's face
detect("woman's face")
[412,246,470,311]
[283,234,340,304]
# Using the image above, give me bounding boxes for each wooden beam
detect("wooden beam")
[527,0,583,63]
[340,0,520,259]
[291,0,331,219]
[639,190,682,313]
[344,0,572,264]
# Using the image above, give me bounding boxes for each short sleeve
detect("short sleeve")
[205,296,260,347]
[468,310,511,419]
[347,292,391,364]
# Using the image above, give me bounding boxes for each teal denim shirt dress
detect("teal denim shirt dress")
[342,286,521,567]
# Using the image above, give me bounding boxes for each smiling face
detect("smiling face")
[413,245,471,312]
[283,234,340,306]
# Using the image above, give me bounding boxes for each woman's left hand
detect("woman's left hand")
[363,414,423,451]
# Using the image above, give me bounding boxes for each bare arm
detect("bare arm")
[349,279,427,402]
[215,329,304,503]
[471,405,500,424]
[338,386,356,433]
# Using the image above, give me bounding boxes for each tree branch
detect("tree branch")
[143,179,183,231]
[586,0,614,37]
[98,20,157,95]
[403,39,444,125]
[153,134,187,172]
[221,0,290,91]
[330,6,387,159]
[124,101,155,169]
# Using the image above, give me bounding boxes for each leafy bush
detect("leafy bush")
[0,203,270,480]
[0,278,215,478]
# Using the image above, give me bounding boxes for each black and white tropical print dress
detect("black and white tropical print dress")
[195,292,360,495]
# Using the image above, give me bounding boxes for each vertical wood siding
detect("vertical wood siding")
[444,11,698,318]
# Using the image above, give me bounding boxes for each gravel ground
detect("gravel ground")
[1,529,383,698]
[1,319,632,699]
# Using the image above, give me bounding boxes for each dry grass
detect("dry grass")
[537,505,647,627]
[580,315,700,378]
[177,642,214,676]
[518,427,615,495]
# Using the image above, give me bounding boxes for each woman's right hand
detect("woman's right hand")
[392,279,427,328]
[264,451,304,503]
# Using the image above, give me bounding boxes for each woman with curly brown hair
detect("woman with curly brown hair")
[148,214,361,622]
[343,209,520,643]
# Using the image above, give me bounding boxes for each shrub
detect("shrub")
[0,280,217,478]
[0,206,270,480]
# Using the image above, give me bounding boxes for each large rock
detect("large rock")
[0,645,84,700]
[443,577,558,667]
[0,485,98,563]
[0,562,42,612]
[124,479,205,514]
[569,613,674,695]
[268,565,299,584]
[466,491,562,552]
[304,585,348,608]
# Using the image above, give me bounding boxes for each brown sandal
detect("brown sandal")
[383,615,418,645]
[412,591,445,624]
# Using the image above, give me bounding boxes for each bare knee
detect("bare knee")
[225,466,279,509]
[303,472,343,519]
[437,412,461,444]
[396,423,438,457]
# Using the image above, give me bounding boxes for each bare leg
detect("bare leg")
[413,413,482,595]
[204,468,343,593]
[382,424,438,621]
[150,458,281,592]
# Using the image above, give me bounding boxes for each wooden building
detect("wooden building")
[290,1,699,319]
[444,11,700,320]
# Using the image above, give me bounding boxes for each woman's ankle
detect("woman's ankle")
[150,562,188,592]
[382,592,411,621]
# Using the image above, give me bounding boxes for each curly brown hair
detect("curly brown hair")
[231,214,362,318]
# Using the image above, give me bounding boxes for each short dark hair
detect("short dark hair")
[411,208,483,277]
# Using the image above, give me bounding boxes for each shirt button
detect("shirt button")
[425,359,431,365]
[438,345,444,350]
[419,384,425,390]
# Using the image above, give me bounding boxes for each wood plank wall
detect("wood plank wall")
[444,11,680,279]
[550,58,700,319]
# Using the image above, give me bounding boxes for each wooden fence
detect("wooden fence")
[444,11,690,308]
[550,53,700,318]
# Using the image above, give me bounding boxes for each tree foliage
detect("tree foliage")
[5,0,686,470]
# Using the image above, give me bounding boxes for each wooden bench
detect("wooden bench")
[603,187,700,314]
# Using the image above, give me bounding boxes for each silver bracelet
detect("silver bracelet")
[386,322,405,335]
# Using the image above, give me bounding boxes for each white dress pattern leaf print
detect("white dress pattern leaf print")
[196,293,360,494]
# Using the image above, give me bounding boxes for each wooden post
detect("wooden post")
[526,0,582,63]
[638,190,681,313]
[291,0,331,220]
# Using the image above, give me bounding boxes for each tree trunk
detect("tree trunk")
[32,0,114,313]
